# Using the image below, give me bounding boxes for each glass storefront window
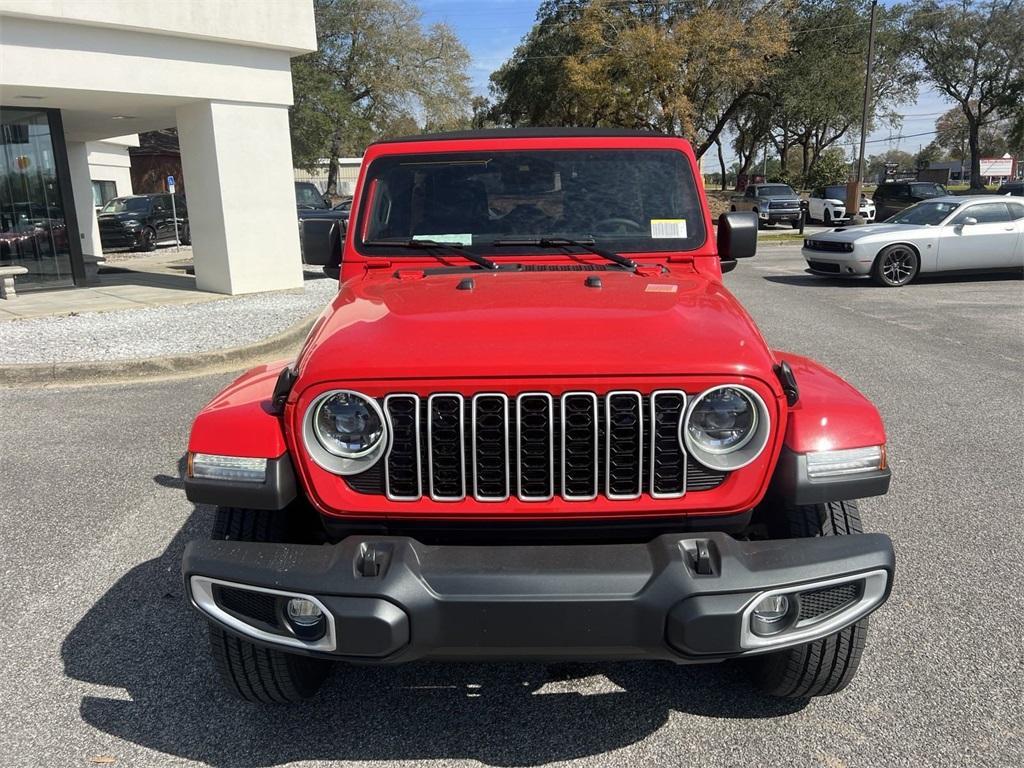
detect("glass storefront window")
[0,107,75,289]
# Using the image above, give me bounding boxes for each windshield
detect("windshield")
[824,185,848,200]
[758,185,795,197]
[886,201,960,225]
[357,149,706,254]
[101,197,151,214]
[295,184,327,209]
[909,183,946,199]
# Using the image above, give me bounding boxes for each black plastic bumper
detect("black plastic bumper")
[183,531,894,663]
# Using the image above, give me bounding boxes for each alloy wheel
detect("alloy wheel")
[881,247,915,285]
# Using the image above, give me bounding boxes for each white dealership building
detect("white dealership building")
[0,1,315,294]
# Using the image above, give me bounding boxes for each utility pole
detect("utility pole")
[849,0,877,224]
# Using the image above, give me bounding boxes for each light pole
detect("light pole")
[849,0,878,224]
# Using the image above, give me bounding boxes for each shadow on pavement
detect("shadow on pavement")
[61,467,806,767]
[763,270,1023,288]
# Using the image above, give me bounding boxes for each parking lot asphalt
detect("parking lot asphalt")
[1,245,1021,768]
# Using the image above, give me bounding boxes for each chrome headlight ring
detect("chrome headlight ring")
[681,384,771,472]
[302,390,388,476]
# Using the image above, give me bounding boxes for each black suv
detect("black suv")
[871,182,947,221]
[997,180,1023,197]
[98,194,189,251]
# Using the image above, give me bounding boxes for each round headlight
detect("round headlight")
[682,385,770,471]
[313,392,384,458]
[303,390,388,475]
[686,387,757,454]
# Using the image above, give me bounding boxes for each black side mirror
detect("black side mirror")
[718,211,757,261]
[300,218,342,269]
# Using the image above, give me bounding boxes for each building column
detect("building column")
[175,100,303,295]
[65,140,102,260]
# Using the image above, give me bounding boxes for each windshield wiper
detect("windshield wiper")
[491,238,637,272]
[363,239,497,270]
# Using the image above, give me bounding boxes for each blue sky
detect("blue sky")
[414,0,953,163]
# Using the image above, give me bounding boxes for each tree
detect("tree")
[766,0,914,181]
[489,0,791,158]
[866,148,915,181]
[290,0,471,195]
[931,105,1018,160]
[804,148,851,189]
[903,0,1024,190]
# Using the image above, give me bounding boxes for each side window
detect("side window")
[1007,201,1024,220]
[953,203,1011,224]
[745,187,756,198]
[873,186,888,201]
[152,196,168,212]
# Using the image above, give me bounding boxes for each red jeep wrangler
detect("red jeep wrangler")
[183,129,894,704]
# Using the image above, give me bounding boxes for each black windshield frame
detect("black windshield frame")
[353,148,707,257]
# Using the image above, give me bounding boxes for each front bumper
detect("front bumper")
[98,227,142,248]
[801,247,874,276]
[183,531,894,663]
[759,208,801,222]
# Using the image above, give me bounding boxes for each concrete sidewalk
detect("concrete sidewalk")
[0,252,336,384]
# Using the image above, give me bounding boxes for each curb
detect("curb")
[0,312,319,388]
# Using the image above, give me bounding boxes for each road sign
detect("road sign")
[167,175,176,193]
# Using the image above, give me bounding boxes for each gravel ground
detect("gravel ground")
[0,271,337,364]
[0,245,1022,767]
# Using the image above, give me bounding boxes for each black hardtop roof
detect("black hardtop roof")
[370,127,674,145]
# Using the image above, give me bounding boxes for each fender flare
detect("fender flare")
[771,351,890,504]
[185,360,297,510]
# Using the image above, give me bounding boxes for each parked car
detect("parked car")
[802,195,1024,286]
[97,193,189,251]
[332,197,353,222]
[0,218,69,259]
[807,185,876,225]
[295,182,347,224]
[997,180,1024,197]
[730,183,803,228]
[871,181,947,221]
[183,129,895,705]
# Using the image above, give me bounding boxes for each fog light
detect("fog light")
[286,598,323,627]
[189,453,267,483]
[751,594,791,636]
[806,445,883,479]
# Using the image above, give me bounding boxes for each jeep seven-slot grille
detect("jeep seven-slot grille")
[347,391,729,501]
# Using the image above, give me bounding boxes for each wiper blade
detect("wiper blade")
[364,239,497,270]
[491,238,637,271]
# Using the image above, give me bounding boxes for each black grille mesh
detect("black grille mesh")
[799,582,861,621]
[215,586,278,626]
[518,395,554,498]
[474,395,508,499]
[346,391,729,499]
[429,395,464,498]
[562,394,598,498]
[606,393,643,497]
[385,395,420,498]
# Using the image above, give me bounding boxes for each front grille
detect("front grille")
[357,390,729,502]
[807,260,841,273]
[799,582,861,621]
[804,240,850,253]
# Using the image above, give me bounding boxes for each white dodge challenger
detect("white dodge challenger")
[801,195,1024,286]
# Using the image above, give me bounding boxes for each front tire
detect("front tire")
[137,226,157,252]
[823,209,832,226]
[871,244,919,286]
[206,506,332,703]
[746,500,871,698]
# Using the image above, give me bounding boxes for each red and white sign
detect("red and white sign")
[979,155,1015,177]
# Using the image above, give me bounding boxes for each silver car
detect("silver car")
[801,195,1024,286]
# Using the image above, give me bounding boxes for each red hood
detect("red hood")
[296,268,778,384]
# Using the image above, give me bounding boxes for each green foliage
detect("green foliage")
[290,0,471,188]
[902,0,1024,188]
[489,0,792,157]
[804,149,851,189]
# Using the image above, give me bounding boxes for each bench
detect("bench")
[0,265,28,299]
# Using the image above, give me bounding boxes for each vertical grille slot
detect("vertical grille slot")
[472,394,510,501]
[605,391,643,499]
[650,390,687,498]
[427,394,465,500]
[384,394,422,500]
[516,393,554,500]
[561,392,599,500]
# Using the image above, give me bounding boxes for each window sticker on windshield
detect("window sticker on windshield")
[650,219,687,239]
[412,234,472,245]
